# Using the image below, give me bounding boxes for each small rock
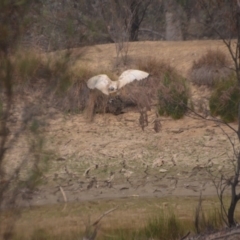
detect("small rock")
[152,158,164,168]
[159,168,167,173]
[218,165,223,171]
[171,128,184,134]
[124,170,133,178]
[203,136,212,141]
[219,136,227,141]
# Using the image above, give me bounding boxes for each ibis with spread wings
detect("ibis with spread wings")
[87,69,149,95]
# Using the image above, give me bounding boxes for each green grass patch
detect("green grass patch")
[141,209,190,240]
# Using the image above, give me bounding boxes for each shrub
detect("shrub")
[136,58,189,119]
[138,58,187,109]
[209,74,240,122]
[13,51,42,85]
[10,50,98,113]
[55,63,95,112]
[137,57,175,78]
[190,49,232,87]
[195,208,224,233]
[44,51,76,95]
[158,72,189,119]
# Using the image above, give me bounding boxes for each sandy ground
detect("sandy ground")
[3,40,240,207]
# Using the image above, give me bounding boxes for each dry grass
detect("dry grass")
[5,42,235,124]
[137,57,176,78]
[12,50,41,85]
[189,49,232,87]
[7,42,232,120]
[51,65,95,113]
[8,50,98,113]
[1,196,238,240]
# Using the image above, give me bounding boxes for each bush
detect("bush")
[190,49,232,87]
[10,50,98,113]
[137,57,176,79]
[209,74,240,122]
[14,51,41,84]
[195,207,224,233]
[158,72,189,119]
[48,63,99,113]
[136,57,189,119]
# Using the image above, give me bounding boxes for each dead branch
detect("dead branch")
[207,169,229,226]
[139,28,165,38]
[84,167,92,177]
[205,226,240,240]
[180,231,190,240]
[59,186,67,203]
[82,207,118,240]
[92,207,118,227]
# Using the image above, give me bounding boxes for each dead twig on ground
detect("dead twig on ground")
[59,186,67,203]
[92,207,118,227]
[83,207,118,240]
[180,231,190,240]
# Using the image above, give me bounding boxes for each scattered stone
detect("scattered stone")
[218,165,223,172]
[171,154,177,166]
[219,136,227,141]
[124,170,133,178]
[203,136,212,141]
[152,158,164,168]
[131,195,139,197]
[159,168,167,173]
[171,128,184,133]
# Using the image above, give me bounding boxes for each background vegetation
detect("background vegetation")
[19,0,237,51]
[1,0,240,239]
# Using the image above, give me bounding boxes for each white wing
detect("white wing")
[87,74,111,95]
[117,69,149,89]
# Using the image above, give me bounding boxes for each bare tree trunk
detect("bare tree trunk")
[228,201,237,227]
[130,1,139,41]
[226,0,240,227]
[237,1,240,142]
[165,0,183,41]
[228,152,240,226]
[129,0,152,41]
